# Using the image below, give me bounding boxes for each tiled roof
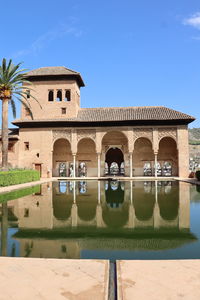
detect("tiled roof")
[25,66,85,86]
[12,106,195,126]
[76,106,195,122]
[25,66,79,76]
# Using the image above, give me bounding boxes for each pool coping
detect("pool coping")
[0,176,199,194]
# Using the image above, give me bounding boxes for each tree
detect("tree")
[0,58,39,171]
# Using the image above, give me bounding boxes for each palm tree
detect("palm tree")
[0,58,39,171]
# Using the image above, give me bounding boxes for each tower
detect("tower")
[21,66,85,120]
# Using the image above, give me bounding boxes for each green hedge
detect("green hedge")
[0,185,40,203]
[0,170,40,187]
[196,170,200,181]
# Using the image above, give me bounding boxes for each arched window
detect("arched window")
[57,90,62,102]
[65,90,71,101]
[48,90,54,102]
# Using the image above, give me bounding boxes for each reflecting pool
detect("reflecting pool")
[0,180,200,260]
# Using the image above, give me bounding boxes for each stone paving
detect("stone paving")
[117,260,200,300]
[0,257,109,300]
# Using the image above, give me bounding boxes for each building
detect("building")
[3,66,195,178]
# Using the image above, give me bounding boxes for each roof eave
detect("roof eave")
[12,118,195,128]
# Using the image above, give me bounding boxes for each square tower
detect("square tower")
[21,66,85,120]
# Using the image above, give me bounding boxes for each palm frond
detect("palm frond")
[15,96,33,119]
[10,98,16,118]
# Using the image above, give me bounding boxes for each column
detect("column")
[177,126,189,178]
[154,181,160,228]
[73,181,76,203]
[98,181,101,204]
[154,152,158,178]
[73,153,76,177]
[97,153,101,177]
[129,153,133,178]
[71,181,77,227]
[130,181,133,204]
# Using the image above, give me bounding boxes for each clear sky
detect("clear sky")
[1,0,200,127]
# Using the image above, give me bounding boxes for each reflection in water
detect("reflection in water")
[0,180,198,259]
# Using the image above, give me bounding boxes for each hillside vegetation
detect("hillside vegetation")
[189,128,200,145]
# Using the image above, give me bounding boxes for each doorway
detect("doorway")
[105,148,124,175]
[35,164,42,177]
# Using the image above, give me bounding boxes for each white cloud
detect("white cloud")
[13,23,82,58]
[183,12,200,30]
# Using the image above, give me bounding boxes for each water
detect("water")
[0,180,200,260]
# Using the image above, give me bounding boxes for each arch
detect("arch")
[56,90,62,102]
[133,136,152,149]
[105,148,124,175]
[77,137,96,149]
[65,90,71,101]
[133,137,154,176]
[52,138,72,177]
[48,90,54,102]
[102,131,128,176]
[158,137,178,176]
[101,130,129,146]
[159,135,177,143]
[77,138,97,177]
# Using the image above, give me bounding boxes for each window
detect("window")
[48,90,54,101]
[24,142,29,151]
[57,90,62,102]
[25,107,30,116]
[24,209,29,217]
[61,107,66,114]
[8,142,14,152]
[65,90,71,101]
[26,90,30,99]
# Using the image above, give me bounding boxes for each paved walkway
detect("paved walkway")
[117,260,200,300]
[0,257,109,300]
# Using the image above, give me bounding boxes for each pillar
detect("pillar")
[97,153,101,178]
[129,153,133,177]
[154,152,158,178]
[177,126,189,178]
[72,153,76,177]
[98,181,101,204]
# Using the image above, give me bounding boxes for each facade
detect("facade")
[2,66,195,178]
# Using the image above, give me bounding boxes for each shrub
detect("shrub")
[0,170,40,187]
[196,170,200,181]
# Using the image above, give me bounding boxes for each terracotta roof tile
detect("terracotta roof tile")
[25,66,85,87]
[76,106,194,122]
[12,106,195,126]
[25,66,79,77]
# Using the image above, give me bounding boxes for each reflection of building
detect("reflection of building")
[1,180,194,258]
[1,66,195,178]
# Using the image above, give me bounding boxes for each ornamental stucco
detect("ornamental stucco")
[77,130,96,142]
[133,128,153,143]
[158,128,177,142]
[52,130,72,143]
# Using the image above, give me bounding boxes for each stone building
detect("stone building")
[3,66,195,178]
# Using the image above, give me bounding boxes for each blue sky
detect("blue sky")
[1,0,200,127]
